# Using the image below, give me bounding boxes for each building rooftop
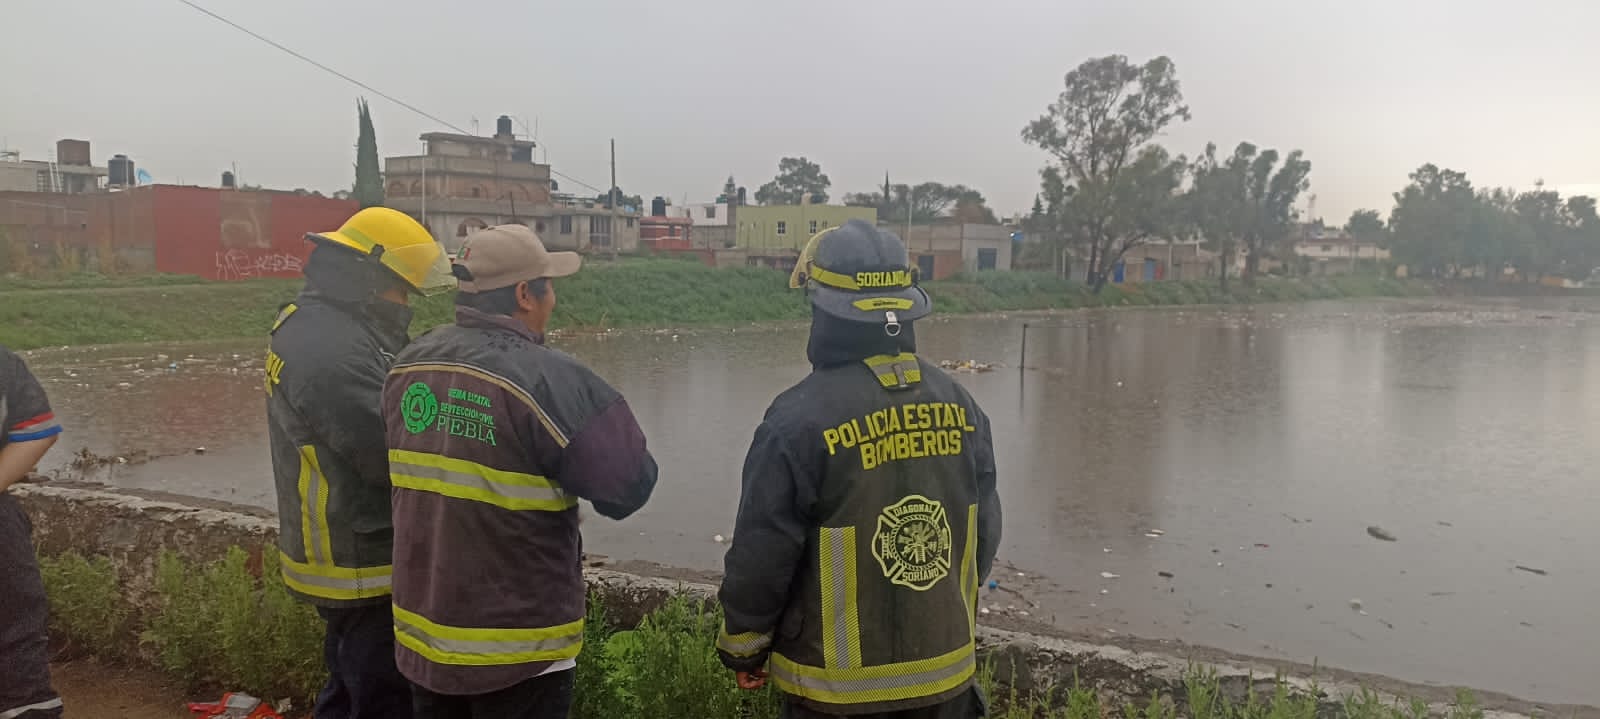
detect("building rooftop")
[419,131,536,150]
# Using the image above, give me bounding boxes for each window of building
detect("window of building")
[591,216,613,247]
[627,217,635,228]
[809,220,818,235]
[777,221,787,236]
[536,221,546,233]
[705,206,717,219]
[978,248,998,271]
[471,187,483,198]
[560,216,573,234]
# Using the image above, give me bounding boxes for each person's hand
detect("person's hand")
[736,669,768,690]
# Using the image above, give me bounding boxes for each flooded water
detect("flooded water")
[23,297,1600,706]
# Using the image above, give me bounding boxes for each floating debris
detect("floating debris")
[712,534,726,543]
[1158,571,1175,579]
[1099,572,1120,579]
[938,359,994,373]
[194,447,207,455]
[1514,565,1548,576]
[1349,599,1366,615]
[987,579,998,590]
[1366,526,1398,542]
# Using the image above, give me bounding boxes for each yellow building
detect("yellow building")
[735,204,877,251]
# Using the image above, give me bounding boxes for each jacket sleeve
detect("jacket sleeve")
[295,344,391,488]
[972,404,1002,583]
[557,396,657,520]
[717,420,812,672]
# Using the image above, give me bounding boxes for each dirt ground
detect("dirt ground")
[50,659,202,718]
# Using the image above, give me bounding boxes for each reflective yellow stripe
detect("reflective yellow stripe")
[270,303,298,333]
[296,447,332,566]
[819,526,862,669]
[770,642,975,705]
[961,504,978,634]
[809,265,914,292]
[278,551,392,601]
[392,604,583,666]
[388,449,578,512]
[389,363,568,447]
[716,624,773,658]
[864,354,922,388]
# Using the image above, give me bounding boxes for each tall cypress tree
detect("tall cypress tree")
[353,98,384,208]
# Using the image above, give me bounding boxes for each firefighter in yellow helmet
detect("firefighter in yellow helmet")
[265,207,450,719]
[719,220,1002,718]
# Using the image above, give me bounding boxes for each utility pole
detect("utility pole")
[420,140,428,232]
[609,138,618,259]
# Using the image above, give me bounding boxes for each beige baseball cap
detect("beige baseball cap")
[453,224,581,293]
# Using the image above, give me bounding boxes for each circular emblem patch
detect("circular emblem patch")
[401,382,438,434]
[872,494,953,591]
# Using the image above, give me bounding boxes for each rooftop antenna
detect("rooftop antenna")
[471,116,480,136]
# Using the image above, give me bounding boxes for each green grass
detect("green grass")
[1,261,1430,350]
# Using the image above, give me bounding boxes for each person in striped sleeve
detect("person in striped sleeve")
[0,345,65,719]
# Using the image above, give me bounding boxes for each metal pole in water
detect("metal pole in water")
[1020,323,1029,370]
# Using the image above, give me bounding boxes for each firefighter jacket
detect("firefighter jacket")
[266,289,412,607]
[718,352,1003,715]
[382,307,658,695]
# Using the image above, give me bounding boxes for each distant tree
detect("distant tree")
[755,157,831,205]
[845,181,997,224]
[1022,55,1192,292]
[1389,164,1477,277]
[717,175,738,204]
[596,187,644,210]
[1239,147,1311,284]
[353,99,384,209]
[1346,209,1386,243]
[1185,143,1251,292]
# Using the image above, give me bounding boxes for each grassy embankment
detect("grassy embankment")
[0,259,1427,351]
[39,549,1486,719]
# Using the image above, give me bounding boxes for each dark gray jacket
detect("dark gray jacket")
[267,287,411,607]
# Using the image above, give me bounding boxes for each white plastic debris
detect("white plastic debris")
[713,534,726,543]
[979,607,991,615]
[1100,572,1121,579]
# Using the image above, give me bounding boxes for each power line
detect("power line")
[174,0,609,195]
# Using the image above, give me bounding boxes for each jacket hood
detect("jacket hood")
[806,305,916,370]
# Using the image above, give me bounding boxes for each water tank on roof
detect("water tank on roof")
[222,171,236,189]
[496,115,513,137]
[108,155,134,186]
[651,197,667,217]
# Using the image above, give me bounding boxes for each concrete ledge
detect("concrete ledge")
[11,483,1557,719]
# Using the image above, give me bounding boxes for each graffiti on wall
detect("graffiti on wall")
[214,249,304,280]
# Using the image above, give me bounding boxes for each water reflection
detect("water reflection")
[20,299,1600,705]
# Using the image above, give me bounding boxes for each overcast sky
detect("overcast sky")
[4,0,1597,223]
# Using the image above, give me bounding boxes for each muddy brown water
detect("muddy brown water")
[21,297,1600,706]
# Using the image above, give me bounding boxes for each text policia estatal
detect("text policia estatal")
[822,401,977,470]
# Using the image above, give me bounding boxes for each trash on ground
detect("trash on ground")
[712,534,726,543]
[1514,565,1549,576]
[987,579,998,589]
[188,692,283,718]
[1366,526,1398,542]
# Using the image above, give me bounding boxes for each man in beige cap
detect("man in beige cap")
[381,225,658,719]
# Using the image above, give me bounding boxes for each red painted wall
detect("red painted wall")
[148,186,357,280]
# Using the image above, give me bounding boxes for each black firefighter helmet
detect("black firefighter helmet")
[790,220,932,329]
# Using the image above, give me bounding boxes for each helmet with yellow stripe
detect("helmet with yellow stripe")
[790,220,931,325]
[307,207,454,295]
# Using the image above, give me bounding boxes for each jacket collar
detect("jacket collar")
[455,306,546,345]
